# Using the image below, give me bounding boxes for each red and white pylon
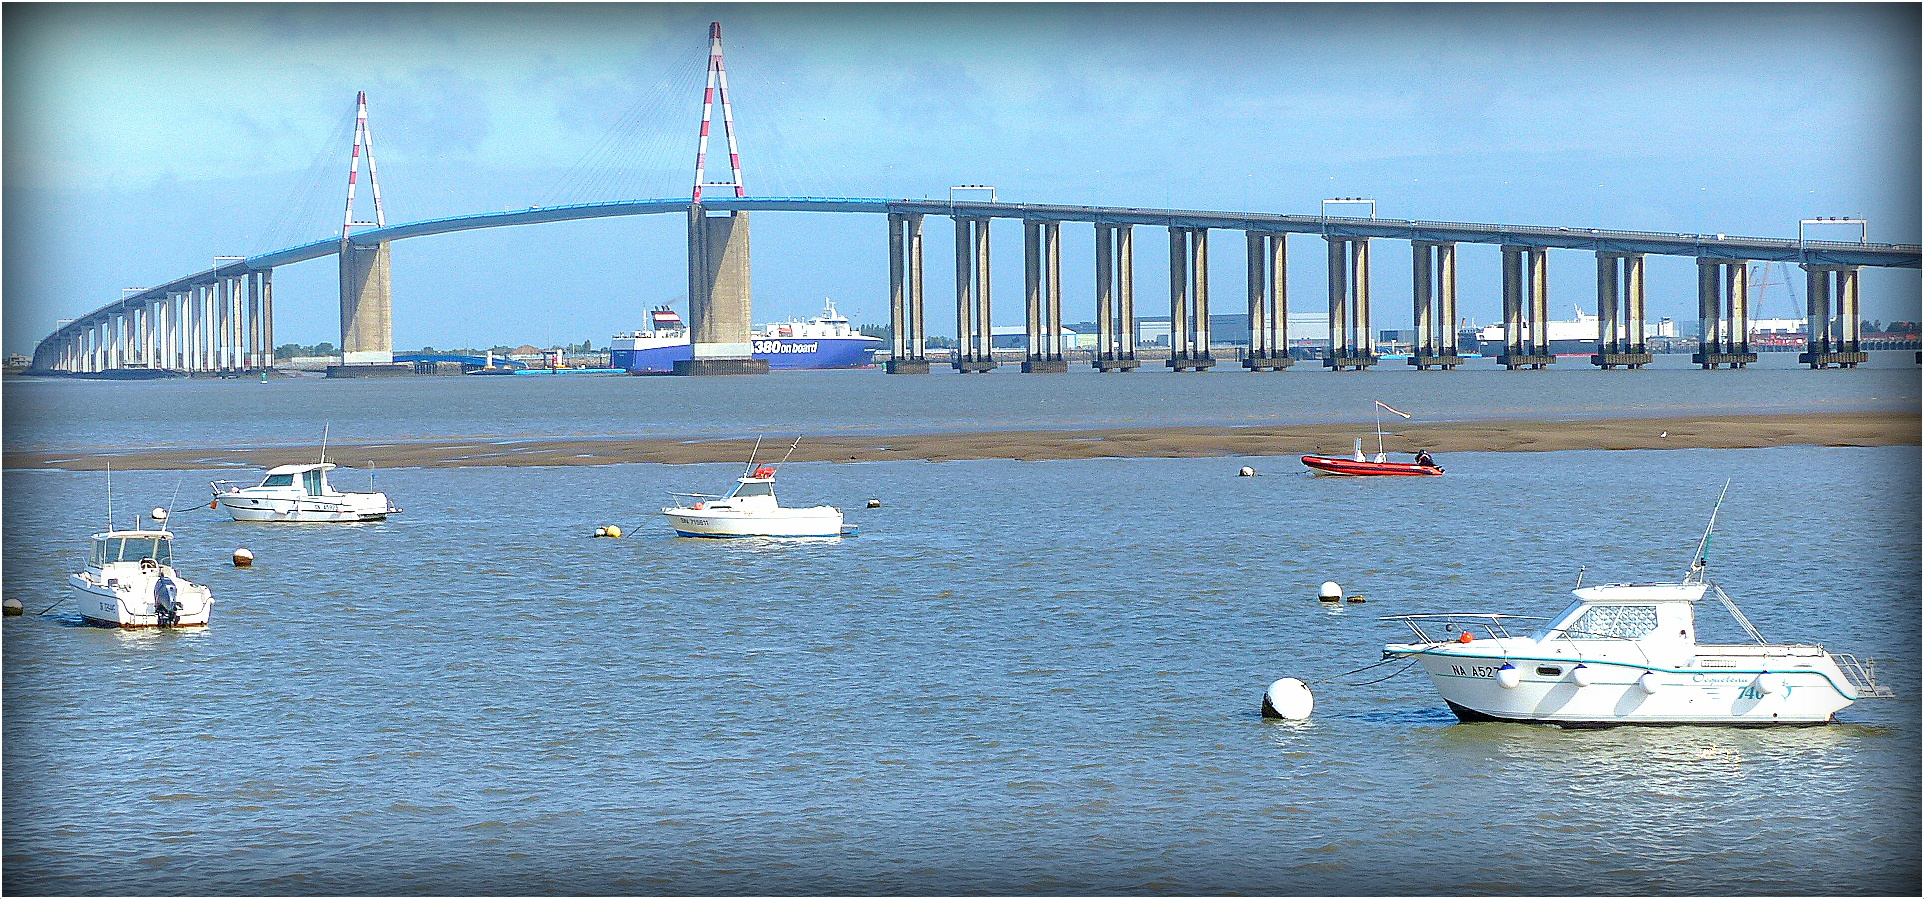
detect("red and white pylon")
[691,21,746,202]
[342,90,387,237]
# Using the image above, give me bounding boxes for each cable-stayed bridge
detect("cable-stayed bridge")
[30,23,1920,377]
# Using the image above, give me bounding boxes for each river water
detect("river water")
[3,357,1919,895]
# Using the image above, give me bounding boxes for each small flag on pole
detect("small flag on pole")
[1375,400,1413,419]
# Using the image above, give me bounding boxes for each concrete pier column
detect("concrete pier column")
[339,240,395,366]
[1692,259,1758,369]
[885,213,931,373]
[1020,220,1066,372]
[1798,264,1868,368]
[1498,245,1554,369]
[1166,227,1213,371]
[677,206,765,375]
[261,271,275,369]
[1323,236,1375,370]
[1243,231,1290,370]
[216,276,233,371]
[951,217,996,372]
[1409,241,1462,369]
[1592,252,1652,368]
[1093,224,1140,371]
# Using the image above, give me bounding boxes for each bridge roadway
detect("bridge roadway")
[33,196,1922,374]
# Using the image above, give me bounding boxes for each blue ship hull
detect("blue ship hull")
[613,336,879,374]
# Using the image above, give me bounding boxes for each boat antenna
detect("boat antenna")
[105,462,113,531]
[1373,400,1411,459]
[744,435,764,477]
[774,434,802,471]
[320,422,331,465]
[1686,479,1732,583]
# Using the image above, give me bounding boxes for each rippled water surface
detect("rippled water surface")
[3,368,1920,895]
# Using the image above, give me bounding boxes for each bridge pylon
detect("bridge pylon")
[331,90,404,376]
[676,22,765,375]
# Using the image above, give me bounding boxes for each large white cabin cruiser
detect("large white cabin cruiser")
[68,510,213,628]
[662,465,845,538]
[212,462,398,522]
[1380,494,1891,727]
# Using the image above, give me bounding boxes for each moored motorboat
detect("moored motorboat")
[662,458,845,538]
[1302,401,1443,476]
[68,509,213,628]
[1380,491,1890,726]
[212,461,398,522]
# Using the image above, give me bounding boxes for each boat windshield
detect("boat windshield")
[1557,604,1659,640]
[91,535,172,567]
[730,480,775,499]
[260,473,296,487]
[303,469,326,495]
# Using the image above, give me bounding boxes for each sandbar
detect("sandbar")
[4,411,1916,471]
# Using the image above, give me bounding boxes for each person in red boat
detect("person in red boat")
[1415,450,1437,469]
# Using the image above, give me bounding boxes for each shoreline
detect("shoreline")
[4,411,1916,471]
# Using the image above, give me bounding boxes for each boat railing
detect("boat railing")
[1831,653,1895,698]
[1381,613,1550,643]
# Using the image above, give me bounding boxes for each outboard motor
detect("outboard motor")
[153,576,180,628]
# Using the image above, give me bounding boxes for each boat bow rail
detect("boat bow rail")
[1381,613,1550,644]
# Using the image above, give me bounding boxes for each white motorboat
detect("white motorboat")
[662,464,845,538]
[1381,494,1890,727]
[68,509,213,628]
[212,462,398,522]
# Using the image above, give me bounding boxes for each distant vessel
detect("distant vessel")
[69,508,213,628]
[610,300,882,373]
[1301,401,1443,476]
[1475,306,1602,357]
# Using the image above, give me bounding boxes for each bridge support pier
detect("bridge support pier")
[1693,258,1758,369]
[1409,241,1462,369]
[1022,220,1067,373]
[1799,264,1869,368]
[952,216,997,373]
[1592,252,1652,369]
[1499,245,1554,369]
[1244,232,1291,371]
[1167,227,1214,371]
[1324,236,1375,370]
[885,213,929,374]
[334,238,403,376]
[1093,224,1139,371]
[678,205,767,375]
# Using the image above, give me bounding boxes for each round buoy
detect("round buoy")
[594,527,608,537]
[2,598,22,617]
[1495,664,1521,689]
[1570,664,1594,687]
[1637,671,1661,695]
[1318,581,1341,603]
[1238,466,1256,477]
[866,499,881,508]
[231,548,253,568]
[152,508,169,522]
[1261,678,1314,720]
[1456,631,1473,644]
[605,525,621,539]
[1346,594,1366,604]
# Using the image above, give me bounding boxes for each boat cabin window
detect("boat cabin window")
[91,536,171,566]
[302,470,326,495]
[1566,604,1659,640]
[260,473,296,487]
[730,480,774,499]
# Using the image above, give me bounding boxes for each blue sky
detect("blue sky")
[5,2,1919,356]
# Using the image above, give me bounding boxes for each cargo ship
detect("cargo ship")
[610,300,882,374]
[1474,307,1602,357]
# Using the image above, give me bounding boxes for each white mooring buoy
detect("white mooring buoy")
[866,499,881,508]
[1262,678,1315,720]
[1318,581,1342,603]
[232,547,254,568]
[3,598,22,617]
[1238,466,1256,477]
